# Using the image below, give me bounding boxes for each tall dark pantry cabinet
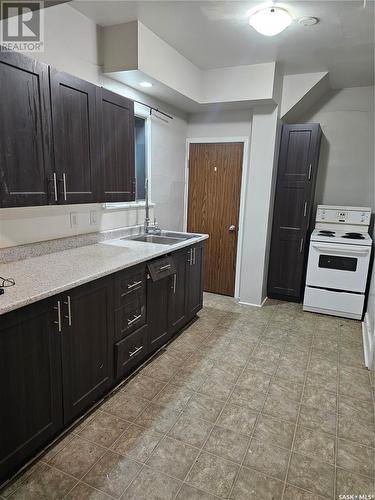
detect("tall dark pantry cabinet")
[268,123,322,301]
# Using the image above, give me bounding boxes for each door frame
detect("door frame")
[184,137,250,298]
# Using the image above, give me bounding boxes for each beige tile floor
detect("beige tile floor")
[1,293,374,499]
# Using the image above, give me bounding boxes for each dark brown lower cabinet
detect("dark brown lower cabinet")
[186,243,204,319]
[60,277,114,424]
[268,123,322,301]
[115,324,148,378]
[147,243,205,350]
[0,301,63,484]
[168,247,189,336]
[0,242,205,486]
[147,272,172,353]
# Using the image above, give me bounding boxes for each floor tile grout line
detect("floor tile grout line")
[225,309,299,500]
[280,319,316,500]
[334,326,343,500]
[117,308,238,499]
[61,350,194,500]
[171,310,275,500]
[3,302,369,499]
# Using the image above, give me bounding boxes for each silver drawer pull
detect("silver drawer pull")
[63,295,72,326]
[53,173,58,201]
[127,313,142,326]
[159,264,171,272]
[127,280,142,290]
[53,301,62,332]
[62,173,67,201]
[129,345,143,357]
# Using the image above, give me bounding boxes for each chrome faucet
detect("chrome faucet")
[144,179,161,234]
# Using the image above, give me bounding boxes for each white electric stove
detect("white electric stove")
[303,205,372,319]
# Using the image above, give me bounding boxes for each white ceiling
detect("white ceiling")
[72,0,375,89]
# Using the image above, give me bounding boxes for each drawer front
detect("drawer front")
[115,296,146,341]
[115,264,146,308]
[115,324,148,378]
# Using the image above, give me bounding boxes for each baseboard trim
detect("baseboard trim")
[362,312,374,370]
[238,297,268,308]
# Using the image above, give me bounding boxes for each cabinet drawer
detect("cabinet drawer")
[115,297,146,341]
[115,264,146,308]
[115,324,148,378]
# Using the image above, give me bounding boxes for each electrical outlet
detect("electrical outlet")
[90,210,98,226]
[70,212,78,228]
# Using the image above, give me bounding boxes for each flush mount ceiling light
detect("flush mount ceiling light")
[249,6,293,36]
[139,81,153,88]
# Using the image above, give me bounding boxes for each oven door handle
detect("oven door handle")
[311,244,370,256]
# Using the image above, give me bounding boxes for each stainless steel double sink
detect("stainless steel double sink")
[123,231,199,245]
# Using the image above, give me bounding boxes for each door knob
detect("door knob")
[229,225,236,232]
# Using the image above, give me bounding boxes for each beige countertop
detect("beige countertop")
[0,234,208,315]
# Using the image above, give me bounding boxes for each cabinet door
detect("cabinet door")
[61,277,114,423]
[187,243,204,319]
[0,301,62,483]
[0,50,53,207]
[50,69,99,204]
[98,88,135,202]
[169,248,189,336]
[268,124,322,300]
[147,276,170,353]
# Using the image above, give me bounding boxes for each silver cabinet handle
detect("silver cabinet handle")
[159,264,171,271]
[308,164,312,180]
[303,202,307,217]
[127,313,142,326]
[229,225,236,231]
[193,247,196,265]
[188,248,193,266]
[53,172,58,201]
[53,300,62,332]
[172,274,176,294]
[127,280,142,290]
[129,345,143,358]
[62,173,67,201]
[64,295,72,326]
[300,238,304,253]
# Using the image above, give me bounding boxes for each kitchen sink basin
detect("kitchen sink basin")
[123,231,200,245]
[129,235,185,245]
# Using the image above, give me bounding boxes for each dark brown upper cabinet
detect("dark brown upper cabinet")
[98,88,135,202]
[0,50,54,207]
[268,123,322,302]
[50,69,100,204]
[0,49,136,208]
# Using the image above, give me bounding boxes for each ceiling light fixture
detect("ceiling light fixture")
[139,81,153,88]
[249,6,293,36]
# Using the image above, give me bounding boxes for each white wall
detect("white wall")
[187,109,252,138]
[363,85,375,370]
[0,3,187,248]
[187,107,282,306]
[151,114,188,231]
[300,87,374,208]
[238,106,280,305]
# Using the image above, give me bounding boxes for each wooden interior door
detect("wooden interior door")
[187,143,243,296]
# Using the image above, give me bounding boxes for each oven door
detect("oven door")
[305,242,371,293]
